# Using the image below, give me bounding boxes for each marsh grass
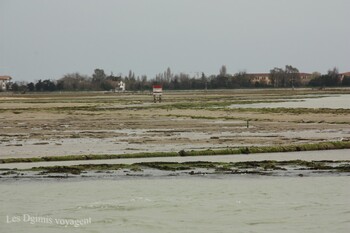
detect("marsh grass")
[32,163,137,175]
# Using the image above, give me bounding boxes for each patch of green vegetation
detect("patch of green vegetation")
[234,160,277,169]
[32,163,138,175]
[190,115,218,120]
[294,120,350,125]
[0,157,43,163]
[336,164,350,172]
[0,170,19,176]
[136,162,191,171]
[135,161,227,171]
[0,152,179,164]
[36,166,83,175]
[177,141,350,157]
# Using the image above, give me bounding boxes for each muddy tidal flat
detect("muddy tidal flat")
[1,89,350,159]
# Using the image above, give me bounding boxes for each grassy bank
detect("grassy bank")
[179,141,350,157]
[1,141,350,164]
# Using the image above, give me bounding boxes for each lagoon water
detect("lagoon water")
[230,94,350,109]
[1,176,349,233]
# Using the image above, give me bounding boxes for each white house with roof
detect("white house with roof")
[0,76,12,91]
[116,81,125,92]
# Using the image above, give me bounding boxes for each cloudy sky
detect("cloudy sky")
[1,0,349,82]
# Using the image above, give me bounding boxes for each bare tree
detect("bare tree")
[285,65,300,88]
[58,73,91,91]
[327,67,341,85]
[270,67,284,87]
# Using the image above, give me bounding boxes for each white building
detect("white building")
[0,76,12,91]
[116,81,125,92]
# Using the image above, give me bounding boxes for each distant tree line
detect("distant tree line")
[308,68,349,87]
[8,66,350,93]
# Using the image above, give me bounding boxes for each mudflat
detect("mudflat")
[0,89,349,159]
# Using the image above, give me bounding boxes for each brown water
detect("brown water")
[1,176,349,233]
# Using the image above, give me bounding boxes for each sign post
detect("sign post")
[152,85,162,103]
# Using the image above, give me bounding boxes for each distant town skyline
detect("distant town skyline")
[1,0,349,82]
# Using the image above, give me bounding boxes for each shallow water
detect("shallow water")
[230,94,350,109]
[0,176,349,233]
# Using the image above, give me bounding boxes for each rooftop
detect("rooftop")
[0,76,12,81]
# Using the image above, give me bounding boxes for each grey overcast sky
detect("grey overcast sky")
[1,0,349,82]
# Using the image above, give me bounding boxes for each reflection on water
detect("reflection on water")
[1,176,349,233]
[230,94,350,109]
